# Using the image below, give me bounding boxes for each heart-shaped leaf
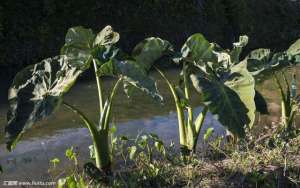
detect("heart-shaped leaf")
[5,56,83,151]
[181,34,217,66]
[132,37,173,71]
[61,26,120,68]
[190,74,250,138]
[61,26,95,68]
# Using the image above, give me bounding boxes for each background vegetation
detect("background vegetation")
[0,0,299,78]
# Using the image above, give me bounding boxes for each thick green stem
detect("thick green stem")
[155,67,187,147]
[274,74,289,129]
[193,106,209,151]
[63,102,107,170]
[93,60,104,113]
[183,62,195,145]
[103,78,122,130]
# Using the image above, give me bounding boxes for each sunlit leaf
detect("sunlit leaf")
[61,26,95,68]
[226,62,256,128]
[287,38,300,57]
[5,56,82,151]
[190,74,250,138]
[181,33,217,66]
[61,26,120,68]
[93,25,120,47]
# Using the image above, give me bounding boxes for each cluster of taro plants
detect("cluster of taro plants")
[5,26,172,173]
[4,25,300,175]
[155,35,300,155]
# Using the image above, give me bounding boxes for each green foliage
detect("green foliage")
[245,38,300,79]
[58,175,87,188]
[4,18,300,183]
[50,158,60,168]
[51,147,87,188]
[61,26,119,69]
[191,75,249,137]
[5,26,171,173]
[5,56,83,151]
[164,33,258,153]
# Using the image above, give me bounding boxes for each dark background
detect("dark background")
[0,0,299,92]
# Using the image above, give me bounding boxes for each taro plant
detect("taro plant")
[4,26,172,173]
[244,38,300,129]
[274,72,299,134]
[156,34,264,154]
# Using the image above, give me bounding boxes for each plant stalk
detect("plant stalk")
[155,67,187,147]
[183,62,195,145]
[193,106,209,151]
[93,59,104,113]
[62,102,106,170]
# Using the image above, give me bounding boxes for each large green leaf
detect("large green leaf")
[5,56,82,151]
[226,62,256,128]
[61,26,95,68]
[246,48,272,75]
[61,26,120,67]
[181,34,217,66]
[98,59,162,101]
[132,37,173,71]
[190,74,250,138]
[246,49,292,79]
[246,38,300,79]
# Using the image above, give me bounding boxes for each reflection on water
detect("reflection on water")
[0,67,299,181]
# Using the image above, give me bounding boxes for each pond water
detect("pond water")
[0,67,299,182]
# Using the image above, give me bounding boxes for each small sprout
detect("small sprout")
[204,128,214,142]
[65,147,78,165]
[50,158,60,168]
